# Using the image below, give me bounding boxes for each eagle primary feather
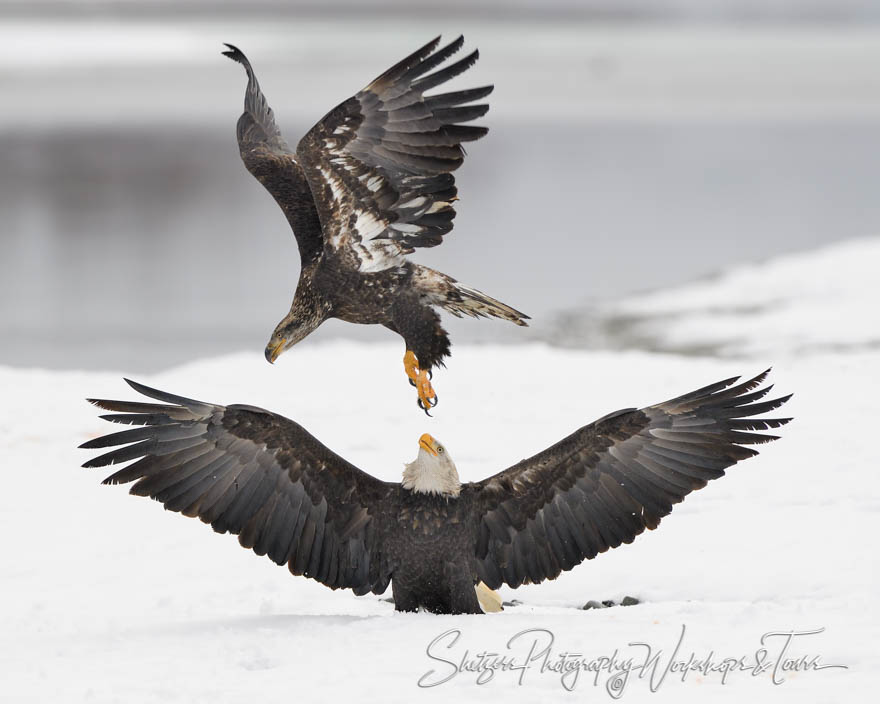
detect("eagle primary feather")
[223,37,529,413]
[81,371,791,614]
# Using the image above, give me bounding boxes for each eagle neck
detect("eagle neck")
[401,457,461,498]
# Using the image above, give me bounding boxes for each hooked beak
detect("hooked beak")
[265,338,286,364]
[418,433,438,457]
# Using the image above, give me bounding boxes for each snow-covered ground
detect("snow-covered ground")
[2,239,878,702]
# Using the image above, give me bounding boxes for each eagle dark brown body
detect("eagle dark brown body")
[387,490,484,614]
[224,38,529,413]
[81,371,790,615]
[299,257,453,376]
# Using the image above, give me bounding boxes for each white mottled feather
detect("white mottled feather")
[354,209,387,240]
[318,166,344,202]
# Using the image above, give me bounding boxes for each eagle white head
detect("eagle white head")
[402,433,461,498]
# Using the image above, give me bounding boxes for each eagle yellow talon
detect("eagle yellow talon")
[404,351,437,414]
[416,369,437,412]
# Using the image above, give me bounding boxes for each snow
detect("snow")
[609,238,880,357]
[2,239,878,702]
[548,237,880,359]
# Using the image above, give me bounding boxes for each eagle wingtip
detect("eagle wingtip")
[446,34,465,54]
[122,377,143,393]
[123,377,172,402]
[221,43,249,66]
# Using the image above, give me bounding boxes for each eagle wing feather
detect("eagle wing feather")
[81,379,395,595]
[224,44,325,266]
[295,35,492,273]
[467,370,792,589]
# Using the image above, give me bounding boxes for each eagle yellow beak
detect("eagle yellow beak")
[418,433,438,457]
[265,338,286,364]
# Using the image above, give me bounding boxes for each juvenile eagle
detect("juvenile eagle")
[81,371,790,615]
[223,37,528,413]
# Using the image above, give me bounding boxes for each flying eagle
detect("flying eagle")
[222,37,528,413]
[80,371,790,614]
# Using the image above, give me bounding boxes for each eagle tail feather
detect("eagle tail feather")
[447,281,530,327]
[414,265,529,326]
[475,581,503,613]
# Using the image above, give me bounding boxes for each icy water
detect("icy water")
[3,18,880,371]
[5,121,880,372]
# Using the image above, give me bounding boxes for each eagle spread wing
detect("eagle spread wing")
[80,380,394,595]
[223,44,324,265]
[468,370,792,590]
[295,35,492,273]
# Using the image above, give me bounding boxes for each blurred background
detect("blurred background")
[2,0,880,371]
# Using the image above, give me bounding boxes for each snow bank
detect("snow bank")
[548,237,880,359]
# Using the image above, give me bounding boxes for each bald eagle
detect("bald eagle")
[80,371,789,614]
[222,37,528,414]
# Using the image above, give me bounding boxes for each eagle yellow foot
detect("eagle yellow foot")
[403,350,420,384]
[414,369,438,415]
[403,352,437,414]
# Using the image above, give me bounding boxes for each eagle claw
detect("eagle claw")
[417,392,438,415]
[415,369,438,415]
[404,351,438,415]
